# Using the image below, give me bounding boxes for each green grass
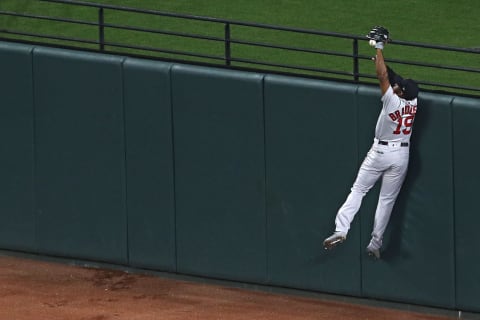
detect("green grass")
[1,0,479,96]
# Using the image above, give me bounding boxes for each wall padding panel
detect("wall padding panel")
[33,47,128,264]
[123,58,176,271]
[264,76,361,295]
[172,65,266,282]
[453,96,480,312]
[0,42,36,252]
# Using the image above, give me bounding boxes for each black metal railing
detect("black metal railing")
[0,0,479,96]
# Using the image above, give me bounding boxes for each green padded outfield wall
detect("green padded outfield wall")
[453,96,480,312]
[0,41,480,313]
[264,75,361,295]
[358,87,456,308]
[123,59,176,271]
[171,65,267,283]
[33,48,128,264]
[0,42,36,252]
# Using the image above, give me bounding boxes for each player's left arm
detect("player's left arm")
[375,48,390,96]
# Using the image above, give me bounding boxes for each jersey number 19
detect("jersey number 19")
[393,115,414,135]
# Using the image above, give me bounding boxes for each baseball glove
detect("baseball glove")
[366,26,390,43]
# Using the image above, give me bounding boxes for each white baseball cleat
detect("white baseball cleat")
[323,232,346,250]
[366,243,381,259]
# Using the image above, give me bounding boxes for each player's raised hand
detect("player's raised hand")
[366,26,390,50]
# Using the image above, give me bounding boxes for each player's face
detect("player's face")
[393,83,404,97]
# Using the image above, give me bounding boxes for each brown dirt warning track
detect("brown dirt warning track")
[0,254,459,320]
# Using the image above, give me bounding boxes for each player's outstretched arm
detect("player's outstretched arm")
[375,48,390,95]
[367,26,391,96]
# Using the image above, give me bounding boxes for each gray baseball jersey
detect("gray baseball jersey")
[375,86,418,143]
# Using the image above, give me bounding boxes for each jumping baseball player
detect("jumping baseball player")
[323,26,419,259]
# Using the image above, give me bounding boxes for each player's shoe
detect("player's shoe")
[323,232,346,250]
[366,243,381,259]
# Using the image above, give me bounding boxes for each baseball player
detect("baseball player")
[323,26,419,259]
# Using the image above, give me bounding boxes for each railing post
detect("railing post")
[353,38,359,82]
[98,7,105,51]
[224,23,231,66]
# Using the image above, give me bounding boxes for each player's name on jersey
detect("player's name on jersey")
[389,104,417,121]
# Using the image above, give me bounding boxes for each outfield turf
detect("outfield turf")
[0,0,479,95]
